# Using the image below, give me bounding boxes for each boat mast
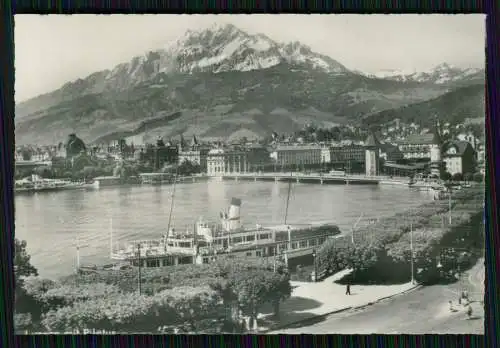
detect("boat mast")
[410,209,414,284]
[352,213,363,245]
[109,216,113,258]
[76,235,80,273]
[166,168,178,243]
[283,175,293,225]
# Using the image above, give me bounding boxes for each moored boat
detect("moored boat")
[15,175,86,193]
[108,197,341,269]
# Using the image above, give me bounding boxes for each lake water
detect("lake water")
[15,179,432,279]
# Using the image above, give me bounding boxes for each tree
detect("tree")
[65,133,86,158]
[153,286,224,333]
[33,166,53,178]
[14,240,41,330]
[452,173,463,182]
[40,285,224,333]
[463,172,472,184]
[441,171,452,182]
[221,266,291,330]
[178,160,201,176]
[21,149,32,161]
[473,172,483,183]
[82,166,98,180]
[14,313,34,333]
[15,239,38,281]
[41,292,155,333]
[39,283,121,310]
[15,277,56,324]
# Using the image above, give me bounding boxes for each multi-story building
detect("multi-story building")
[320,146,331,164]
[125,134,146,147]
[178,135,209,172]
[475,142,485,175]
[364,134,380,177]
[397,133,441,160]
[15,150,24,162]
[31,151,52,162]
[329,144,365,164]
[269,145,322,170]
[206,148,248,176]
[442,140,477,176]
[378,143,404,162]
[246,145,273,172]
[143,142,179,170]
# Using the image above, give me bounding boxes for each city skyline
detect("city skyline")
[15,14,485,102]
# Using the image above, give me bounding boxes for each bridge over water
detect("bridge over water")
[219,172,383,185]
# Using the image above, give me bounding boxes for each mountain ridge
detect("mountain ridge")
[361,63,484,86]
[362,83,485,128]
[15,24,483,145]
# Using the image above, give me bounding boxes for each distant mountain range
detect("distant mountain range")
[15,24,484,145]
[360,63,484,86]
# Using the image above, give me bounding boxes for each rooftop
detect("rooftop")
[442,140,473,157]
[274,145,323,151]
[207,148,225,155]
[364,133,381,147]
[399,133,440,145]
[383,162,428,170]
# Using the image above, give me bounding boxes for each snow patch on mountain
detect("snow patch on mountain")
[363,63,483,85]
[98,23,348,90]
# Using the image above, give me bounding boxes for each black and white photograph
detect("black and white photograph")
[14,14,485,334]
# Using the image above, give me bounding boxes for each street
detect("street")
[271,260,484,334]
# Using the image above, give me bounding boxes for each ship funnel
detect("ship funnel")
[227,198,242,231]
[167,227,175,237]
[228,197,242,220]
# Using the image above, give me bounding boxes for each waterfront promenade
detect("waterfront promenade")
[255,269,418,332]
[268,260,484,334]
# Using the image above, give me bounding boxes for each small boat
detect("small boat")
[15,176,86,193]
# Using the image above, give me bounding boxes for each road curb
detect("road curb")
[261,284,422,333]
[260,306,354,333]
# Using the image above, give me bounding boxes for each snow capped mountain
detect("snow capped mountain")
[363,63,484,85]
[364,68,413,79]
[100,24,348,91]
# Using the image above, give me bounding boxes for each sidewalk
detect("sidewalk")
[257,269,419,332]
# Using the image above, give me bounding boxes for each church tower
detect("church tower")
[364,132,381,177]
[179,133,186,152]
[429,120,443,177]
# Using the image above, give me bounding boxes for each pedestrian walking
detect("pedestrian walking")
[466,305,473,319]
[346,283,351,295]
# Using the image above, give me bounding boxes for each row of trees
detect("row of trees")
[315,185,484,285]
[439,171,483,183]
[21,158,203,182]
[14,240,292,333]
[293,125,368,143]
[162,160,202,176]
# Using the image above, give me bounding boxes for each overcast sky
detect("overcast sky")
[15,14,485,102]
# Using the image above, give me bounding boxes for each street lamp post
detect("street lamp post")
[410,217,415,284]
[273,251,277,273]
[448,185,452,225]
[312,249,317,283]
[137,243,142,295]
[436,256,443,272]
